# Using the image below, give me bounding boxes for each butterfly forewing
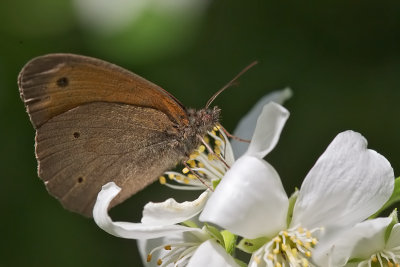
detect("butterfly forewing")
[18,54,189,129]
[36,102,185,217]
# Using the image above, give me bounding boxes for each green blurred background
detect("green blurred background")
[1,0,400,266]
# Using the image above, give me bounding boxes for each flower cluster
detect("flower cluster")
[93,88,399,267]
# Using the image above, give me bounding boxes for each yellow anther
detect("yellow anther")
[183,178,190,184]
[215,140,222,146]
[182,167,189,174]
[296,239,303,246]
[282,231,289,237]
[198,162,205,168]
[188,174,196,179]
[305,251,312,257]
[159,176,166,184]
[164,245,171,250]
[208,154,215,160]
[275,263,282,267]
[311,238,318,245]
[157,259,162,265]
[304,242,311,249]
[302,258,309,267]
[147,254,152,262]
[297,227,304,233]
[213,126,220,131]
[203,136,210,143]
[394,263,399,267]
[371,256,378,262]
[388,262,393,267]
[291,248,298,257]
[281,244,287,251]
[306,231,312,238]
[214,147,221,155]
[267,254,274,260]
[189,152,199,159]
[273,248,280,254]
[198,145,206,152]
[168,173,175,179]
[189,161,196,168]
[211,130,216,136]
[175,176,181,181]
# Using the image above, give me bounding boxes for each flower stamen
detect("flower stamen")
[158,128,232,191]
[257,226,321,267]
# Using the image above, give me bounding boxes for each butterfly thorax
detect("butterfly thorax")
[179,106,221,155]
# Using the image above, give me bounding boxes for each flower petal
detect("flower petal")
[313,217,391,267]
[232,88,292,158]
[200,155,288,239]
[292,131,394,230]
[187,239,240,267]
[141,190,210,225]
[93,182,200,239]
[245,102,289,158]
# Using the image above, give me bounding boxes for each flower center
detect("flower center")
[158,126,232,190]
[254,226,320,267]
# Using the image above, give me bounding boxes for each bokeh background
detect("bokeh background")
[1,0,400,266]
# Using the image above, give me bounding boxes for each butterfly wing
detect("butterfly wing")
[18,53,189,129]
[36,102,185,217]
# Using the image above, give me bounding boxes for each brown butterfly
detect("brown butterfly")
[18,54,222,217]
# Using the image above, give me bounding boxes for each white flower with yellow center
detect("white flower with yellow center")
[200,103,395,267]
[317,210,400,267]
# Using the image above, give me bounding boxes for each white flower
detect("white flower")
[200,102,395,267]
[319,211,400,267]
[93,182,239,266]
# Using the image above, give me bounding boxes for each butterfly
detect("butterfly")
[18,54,221,217]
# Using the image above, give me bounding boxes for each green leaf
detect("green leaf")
[204,224,224,245]
[221,230,237,254]
[181,220,198,228]
[212,178,221,190]
[237,236,269,253]
[384,209,398,243]
[286,188,299,227]
[370,177,400,218]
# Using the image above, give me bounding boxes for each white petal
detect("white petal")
[93,182,200,239]
[291,131,394,230]
[386,223,400,250]
[200,155,288,239]
[232,88,292,158]
[187,239,239,267]
[245,102,289,158]
[313,217,391,267]
[141,190,210,225]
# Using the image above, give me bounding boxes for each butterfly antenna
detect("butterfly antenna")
[205,61,258,108]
